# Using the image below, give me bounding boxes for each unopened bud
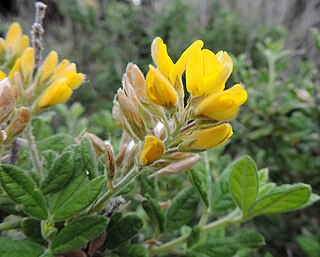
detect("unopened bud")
[149,153,200,177]
[0,78,17,123]
[5,107,30,143]
[105,143,117,190]
[125,63,148,102]
[84,132,106,157]
[117,89,146,140]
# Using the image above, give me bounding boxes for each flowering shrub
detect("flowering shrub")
[0,3,318,257]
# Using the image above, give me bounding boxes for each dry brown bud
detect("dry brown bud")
[5,107,30,143]
[125,63,148,102]
[84,132,106,157]
[149,153,200,177]
[0,78,17,123]
[105,143,117,190]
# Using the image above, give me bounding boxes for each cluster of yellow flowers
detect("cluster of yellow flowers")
[113,37,247,176]
[0,23,84,145]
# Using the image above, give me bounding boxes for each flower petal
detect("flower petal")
[151,37,174,78]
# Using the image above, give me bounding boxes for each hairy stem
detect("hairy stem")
[91,166,143,213]
[150,210,242,255]
[25,123,43,180]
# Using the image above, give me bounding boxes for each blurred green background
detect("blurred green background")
[1,0,320,256]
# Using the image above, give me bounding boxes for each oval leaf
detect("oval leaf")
[0,164,48,220]
[50,215,108,254]
[106,214,143,249]
[142,199,166,233]
[229,155,258,213]
[0,238,45,257]
[52,175,105,221]
[188,167,209,207]
[41,151,74,195]
[248,183,311,218]
[81,137,98,179]
[166,187,198,232]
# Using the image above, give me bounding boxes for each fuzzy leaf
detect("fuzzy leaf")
[106,214,143,249]
[52,176,105,220]
[142,199,165,233]
[81,137,98,179]
[0,238,45,257]
[229,156,258,213]
[188,167,209,207]
[50,215,108,254]
[166,187,198,232]
[0,164,48,220]
[41,151,74,195]
[248,184,311,218]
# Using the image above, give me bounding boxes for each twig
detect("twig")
[31,2,47,70]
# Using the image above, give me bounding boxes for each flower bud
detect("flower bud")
[195,84,247,120]
[117,89,146,140]
[5,107,30,143]
[139,135,165,165]
[178,123,233,152]
[84,132,106,157]
[20,47,35,83]
[38,51,58,83]
[125,63,148,102]
[5,23,22,55]
[149,153,200,177]
[105,143,117,190]
[0,78,17,123]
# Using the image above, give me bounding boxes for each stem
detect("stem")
[91,166,143,213]
[25,122,43,180]
[150,210,242,255]
[198,208,210,228]
[0,220,22,231]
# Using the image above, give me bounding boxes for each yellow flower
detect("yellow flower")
[52,61,84,89]
[179,123,233,151]
[139,135,165,165]
[151,37,204,87]
[36,78,73,109]
[3,23,30,59]
[146,65,178,107]
[38,51,58,83]
[195,84,248,120]
[186,47,233,97]
[20,47,34,82]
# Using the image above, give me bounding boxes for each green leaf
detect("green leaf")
[298,193,320,210]
[187,227,201,248]
[50,215,108,254]
[210,162,235,212]
[41,151,74,195]
[50,145,87,212]
[248,183,311,218]
[258,182,276,197]
[21,218,44,244]
[140,171,158,199]
[189,232,265,257]
[142,199,166,233]
[297,235,320,257]
[38,133,73,152]
[258,168,269,186]
[166,187,198,232]
[0,238,45,257]
[229,156,258,213]
[52,176,105,221]
[81,137,98,179]
[106,214,143,249]
[188,167,209,207]
[116,244,149,257]
[0,164,48,220]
